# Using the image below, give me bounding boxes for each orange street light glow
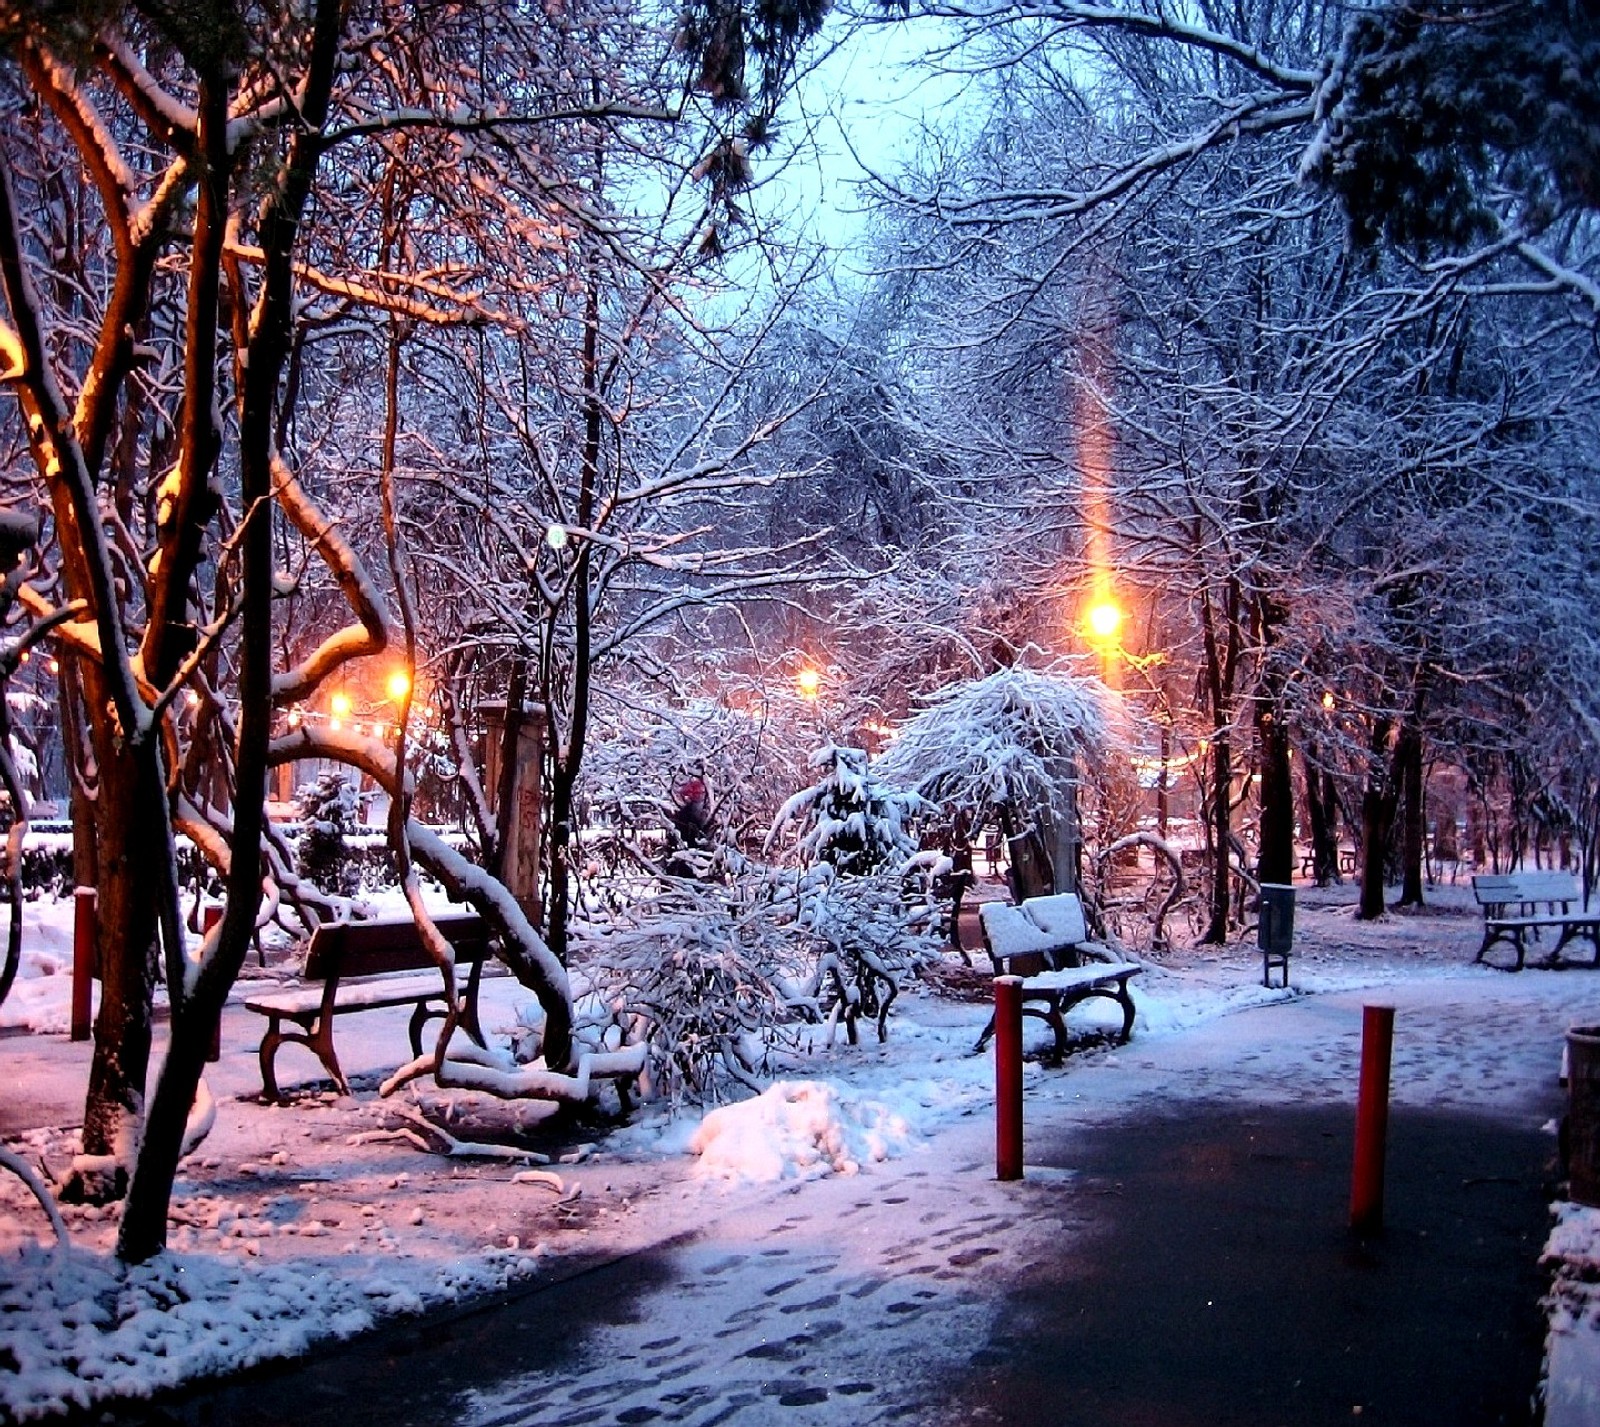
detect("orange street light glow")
[386,669,411,702]
[797,668,821,699]
[1322,691,1337,711]
[329,692,352,720]
[1086,599,1123,642]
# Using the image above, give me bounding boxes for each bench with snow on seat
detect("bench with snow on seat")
[244,912,497,1102]
[974,894,1141,1056]
[1472,871,1600,970]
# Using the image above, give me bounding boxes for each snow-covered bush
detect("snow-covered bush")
[786,864,941,1043]
[877,662,1146,921]
[768,746,936,1040]
[574,866,810,1105]
[771,745,920,876]
[876,664,1118,825]
[295,772,360,896]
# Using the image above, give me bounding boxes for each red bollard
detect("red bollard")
[996,975,1024,1181]
[1350,1004,1396,1235]
[71,886,96,1042]
[203,904,223,1063]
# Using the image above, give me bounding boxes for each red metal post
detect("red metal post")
[203,904,223,1063]
[71,886,96,1042]
[1350,1003,1396,1235]
[995,975,1024,1181]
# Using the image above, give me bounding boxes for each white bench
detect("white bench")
[1472,872,1600,970]
[976,894,1140,1056]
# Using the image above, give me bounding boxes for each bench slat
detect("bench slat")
[303,912,488,979]
[245,972,452,1017]
[1472,872,1581,906]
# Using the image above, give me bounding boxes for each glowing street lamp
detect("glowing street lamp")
[329,691,351,730]
[1086,597,1123,645]
[386,668,411,702]
[796,667,821,700]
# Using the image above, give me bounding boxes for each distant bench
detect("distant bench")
[244,913,492,1101]
[1472,872,1600,971]
[974,894,1141,1058]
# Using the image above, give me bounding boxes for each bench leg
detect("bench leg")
[1114,984,1136,1042]
[1477,925,1522,969]
[259,1015,286,1103]
[973,1013,996,1055]
[1040,999,1069,1061]
[259,1015,348,1100]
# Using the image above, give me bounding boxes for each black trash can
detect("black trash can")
[1258,883,1295,988]
[1568,1025,1600,1207]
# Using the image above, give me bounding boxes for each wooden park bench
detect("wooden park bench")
[243,912,493,1101]
[973,894,1141,1058]
[1472,872,1600,971]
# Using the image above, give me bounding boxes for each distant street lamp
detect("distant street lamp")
[1086,598,1123,644]
[796,667,821,700]
[386,668,411,702]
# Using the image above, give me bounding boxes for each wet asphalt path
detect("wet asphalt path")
[948,1102,1555,1427]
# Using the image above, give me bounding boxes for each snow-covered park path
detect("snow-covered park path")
[2,881,1598,1424]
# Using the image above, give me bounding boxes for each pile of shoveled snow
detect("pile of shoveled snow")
[688,1079,919,1184]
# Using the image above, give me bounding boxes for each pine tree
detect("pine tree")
[295,772,359,897]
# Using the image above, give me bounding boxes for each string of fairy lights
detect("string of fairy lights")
[281,667,440,742]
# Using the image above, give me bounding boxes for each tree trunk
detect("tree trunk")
[544,238,604,964]
[1196,570,1242,945]
[118,1,343,1261]
[1302,740,1340,886]
[1357,717,1397,920]
[1205,731,1234,942]
[1395,724,1426,908]
[1255,704,1294,886]
[62,718,166,1204]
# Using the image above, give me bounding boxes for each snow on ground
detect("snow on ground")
[1,877,1598,1422]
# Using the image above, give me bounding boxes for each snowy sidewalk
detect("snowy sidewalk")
[3,886,1599,1423]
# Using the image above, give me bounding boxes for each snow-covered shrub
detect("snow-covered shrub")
[787,864,941,1044]
[771,745,920,875]
[768,747,936,1040]
[295,772,360,896]
[574,867,809,1105]
[876,663,1118,828]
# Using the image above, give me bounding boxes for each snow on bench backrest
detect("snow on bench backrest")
[1020,893,1087,946]
[1472,871,1581,907]
[980,902,1060,959]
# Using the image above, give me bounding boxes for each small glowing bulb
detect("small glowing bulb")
[797,668,821,699]
[184,688,200,708]
[546,524,569,550]
[386,669,411,701]
[47,657,59,676]
[287,707,303,729]
[1322,691,1336,711]
[1086,600,1122,642]
[329,692,352,720]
